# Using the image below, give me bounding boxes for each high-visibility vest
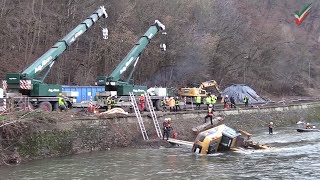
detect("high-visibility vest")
[195,96,201,103]
[168,99,175,107]
[161,99,167,106]
[175,100,180,105]
[205,97,211,104]
[211,96,217,104]
[107,97,112,105]
[58,97,65,106]
[171,99,175,107]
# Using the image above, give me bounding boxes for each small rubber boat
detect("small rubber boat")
[296,128,320,133]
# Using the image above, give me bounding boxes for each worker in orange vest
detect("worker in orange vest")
[168,97,175,112]
[138,94,145,112]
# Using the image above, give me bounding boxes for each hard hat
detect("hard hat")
[164,118,168,122]
[209,104,213,107]
[59,93,62,96]
[270,122,273,125]
[225,95,228,98]
[167,118,171,122]
[307,123,310,125]
[141,94,144,96]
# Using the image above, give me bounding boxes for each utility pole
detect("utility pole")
[308,60,311,88]
[243,55,249,84]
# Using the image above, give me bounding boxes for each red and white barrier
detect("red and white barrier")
[20,80,32,90]
[2,80,7,92]
[87,95,96,113]
[0,98,7,112]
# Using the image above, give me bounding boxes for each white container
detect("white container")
[154,88,167,96]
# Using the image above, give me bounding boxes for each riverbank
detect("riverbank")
[1,101,320,165]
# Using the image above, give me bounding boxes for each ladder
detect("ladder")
[144,92,163,139]
[129,92,149,140]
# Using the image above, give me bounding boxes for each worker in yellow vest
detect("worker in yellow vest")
[107,96,112,110]
[211,94,217,110]
[205,95,211,110]
[161,97,167,112]
[195,95,201,110]
[243,96,249,107]
[175,96,181,111]
[58,93,66,111]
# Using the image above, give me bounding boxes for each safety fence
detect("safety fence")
[0,98,7,112]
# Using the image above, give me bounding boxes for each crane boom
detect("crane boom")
[96,20,165,86]
[22,6,108,80]
[6,6,108,100]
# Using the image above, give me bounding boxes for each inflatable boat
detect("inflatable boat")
[296,128,320,133]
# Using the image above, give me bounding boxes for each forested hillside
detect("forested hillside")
[0,0,319,97]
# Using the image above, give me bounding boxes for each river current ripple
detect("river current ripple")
[1,125,320,180]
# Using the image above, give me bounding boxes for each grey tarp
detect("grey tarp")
[222,84,267,104]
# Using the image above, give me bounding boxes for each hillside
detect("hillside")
[0,0,319,97]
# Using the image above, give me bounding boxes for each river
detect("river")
[1,125,320,180]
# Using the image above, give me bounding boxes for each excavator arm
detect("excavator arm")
[199,80,222,93]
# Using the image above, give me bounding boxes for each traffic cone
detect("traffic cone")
[87,96,95,113]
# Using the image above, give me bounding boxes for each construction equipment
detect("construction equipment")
[179,80,222,97]
[5,6,108,111]
[96,20,167,110]
[192,123,269,155]
[129,92,149,140]
[144,92,162,139]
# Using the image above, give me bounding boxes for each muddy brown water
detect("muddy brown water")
[0,124,320,179]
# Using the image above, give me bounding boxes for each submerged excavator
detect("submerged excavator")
[191,117,269,154]
[166,116,269,155]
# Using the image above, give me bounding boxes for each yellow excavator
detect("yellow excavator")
[192,123,269,154]
[178,80,222,97]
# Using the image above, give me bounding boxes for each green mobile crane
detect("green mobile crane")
[5,6,108,111]
[95,20,166,110]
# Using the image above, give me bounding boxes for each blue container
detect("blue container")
[62,86,105,103]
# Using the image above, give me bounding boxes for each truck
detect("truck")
[5,6,108,111]
[95,20,168,111]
